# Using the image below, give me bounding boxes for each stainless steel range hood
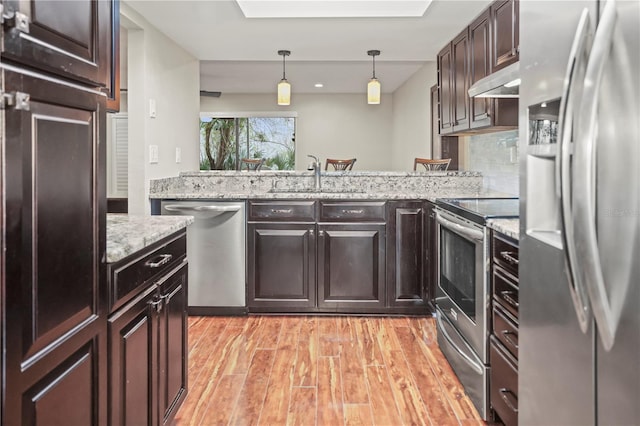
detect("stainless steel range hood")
[468,62,520,98]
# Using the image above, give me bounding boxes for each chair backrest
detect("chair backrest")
[413,158,451,171]
[240,158,265,171]
[325,158,357,171]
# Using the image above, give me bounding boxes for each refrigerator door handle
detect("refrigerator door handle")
[574,0,632,351]
[556,7,593,334]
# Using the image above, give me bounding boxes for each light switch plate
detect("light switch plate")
[175,147,181,163]
[149,145,159,163]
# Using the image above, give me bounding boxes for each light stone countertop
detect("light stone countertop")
[149,170,512,201]
[106,214,194,263]
[487,218,520,241]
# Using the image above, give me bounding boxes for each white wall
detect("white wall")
[121,4,200,214]
[200,93,394,170]
[390,62,437,171]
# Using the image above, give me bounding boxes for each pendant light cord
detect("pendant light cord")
[372,54,376,79]
[282,53,286,80]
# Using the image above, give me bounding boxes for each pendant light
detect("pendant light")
[367,50,381,105]
[277,50,291,105]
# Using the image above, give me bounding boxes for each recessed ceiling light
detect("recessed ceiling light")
[236,0,433,18]
[314,83,324,88]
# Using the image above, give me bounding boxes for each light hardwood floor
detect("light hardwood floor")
[175,316,485,426]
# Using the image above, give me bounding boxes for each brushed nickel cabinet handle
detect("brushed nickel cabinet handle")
[146,254,172,268]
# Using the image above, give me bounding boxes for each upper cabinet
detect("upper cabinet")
[491,0,520,72]
[469,9,492,128]
[438,0,518,135]
[1,0,113,88]
[452,28,470,133]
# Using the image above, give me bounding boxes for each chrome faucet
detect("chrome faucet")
[307,155,321,191]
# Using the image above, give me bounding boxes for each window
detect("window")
[199,116,295,170]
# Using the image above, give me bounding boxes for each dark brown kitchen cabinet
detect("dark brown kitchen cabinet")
[105,0,121,112]
[431,84,460,170]
[1,68,107,426]
[490,231,519,426]
[469,9,493,129]
[436,0,518,135]
[386,202,429,313]
[107,231,188,426]
[452,28,470,133]
[247,223,317,312]
[424,202,438,310]
[1,0,112,87]
[158,264,188,425]
[491,0,519,72]
[317,223,386,311]
[437,43,454,134]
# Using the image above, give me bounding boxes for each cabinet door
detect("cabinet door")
[491,0,519,72]
[469,9,493,129]
[105,0,121,112]
[109,285,159,426]
[317,224,385,310]
[2,69,107,425]
[158,263,188,426]
[452,28,470,133]
[437,43,454,134]
[248,223,316,311]
[387,202,426,309]
[424,202,438,308]
[1,0,111,86]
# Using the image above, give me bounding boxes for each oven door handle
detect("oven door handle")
[436,313,484,375]
[436,212,484,242]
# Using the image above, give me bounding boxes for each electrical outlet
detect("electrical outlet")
[149,145,159,163]
[175,147,181,163]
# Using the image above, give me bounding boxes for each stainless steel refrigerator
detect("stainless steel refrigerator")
[520,0,639,424]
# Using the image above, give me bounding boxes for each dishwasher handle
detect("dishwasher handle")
[164,204,241,213]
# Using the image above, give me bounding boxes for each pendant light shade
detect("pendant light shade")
[367,50,381,104]
[277,50,291,105]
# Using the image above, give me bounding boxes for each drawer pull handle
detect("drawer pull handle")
[500,290,519,308]
[146,254,173,268]
[271,208,292,214]
[499,389,518,413]
[501,330,519,349]
[148,297,163,313]
[342,209,364,214]
[500,251,519,265]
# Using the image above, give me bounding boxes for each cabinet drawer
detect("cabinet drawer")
[493,233,519,277]
[490,336,519,426]
[109,233,186,312]
[249,201,316,222]
[493,305,518,359]
[319,201,386,222]
[493,266,519,319]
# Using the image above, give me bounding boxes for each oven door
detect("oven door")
[435,208,489,363]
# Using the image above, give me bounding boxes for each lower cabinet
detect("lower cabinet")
[247,200,432,314]
[490,231,519,426]
[386,201,429,312]
[247,223,316,311]
[317,223,386,311]
[107,232,188,426]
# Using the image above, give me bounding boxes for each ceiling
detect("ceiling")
[124,0,492,94]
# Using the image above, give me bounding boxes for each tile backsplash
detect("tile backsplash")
[463,130,519,196]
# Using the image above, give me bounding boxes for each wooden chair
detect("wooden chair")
[240,158,265,171]
[414,158,451,171]
[325,158,357,171]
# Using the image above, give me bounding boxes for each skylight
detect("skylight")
[235,0,434,18]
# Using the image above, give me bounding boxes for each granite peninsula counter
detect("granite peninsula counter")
[107,214,194,263]
[149,170,511,201]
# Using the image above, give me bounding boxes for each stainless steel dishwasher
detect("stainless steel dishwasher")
[161,200,246,313]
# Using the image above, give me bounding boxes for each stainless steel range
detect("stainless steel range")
[434,198,519,420]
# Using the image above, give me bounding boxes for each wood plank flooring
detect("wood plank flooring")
[176,316,485,426]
